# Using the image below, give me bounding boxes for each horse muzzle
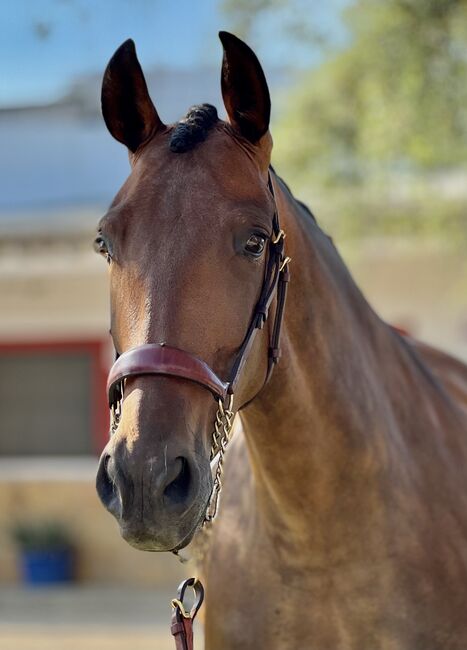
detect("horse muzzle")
[96,432,212,551]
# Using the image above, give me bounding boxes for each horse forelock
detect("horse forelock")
[169,104,219,153]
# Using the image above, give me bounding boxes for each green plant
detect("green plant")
[11,521,72,551]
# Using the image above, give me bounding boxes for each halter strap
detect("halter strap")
[226,172,290,397]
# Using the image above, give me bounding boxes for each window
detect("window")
[0,341,108,456]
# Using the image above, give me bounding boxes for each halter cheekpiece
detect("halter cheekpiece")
[106,169,291,525]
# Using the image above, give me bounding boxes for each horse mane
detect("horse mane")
[169,104,219,153]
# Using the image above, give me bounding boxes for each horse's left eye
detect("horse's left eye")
[245,234,266,256]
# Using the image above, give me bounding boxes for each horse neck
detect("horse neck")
[240,174,402,548]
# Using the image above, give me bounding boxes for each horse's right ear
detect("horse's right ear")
[101,39,163,153]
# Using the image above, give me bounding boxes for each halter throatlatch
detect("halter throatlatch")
[106,169,290,527]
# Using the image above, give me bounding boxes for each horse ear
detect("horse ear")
[101,39,163,153]
[219,31,271,144]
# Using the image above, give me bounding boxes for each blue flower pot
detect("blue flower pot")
[20,548,74,585]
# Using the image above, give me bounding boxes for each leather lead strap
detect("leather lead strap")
[171,612,193,650]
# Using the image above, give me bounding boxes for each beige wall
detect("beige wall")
[342,240,467,362]
[0,232,109,342]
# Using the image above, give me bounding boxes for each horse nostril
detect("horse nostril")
[96,453,121,516]
[163,457,191,505]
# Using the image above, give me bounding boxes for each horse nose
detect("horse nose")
[96,452,123,518]
[96,448,194,519]
[160,456,192,505]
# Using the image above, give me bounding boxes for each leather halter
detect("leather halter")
[106,170,290,416]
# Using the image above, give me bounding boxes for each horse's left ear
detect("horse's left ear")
[219,31,271,144]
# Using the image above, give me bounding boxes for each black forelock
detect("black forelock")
[169,104,219,153]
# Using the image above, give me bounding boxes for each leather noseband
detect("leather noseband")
[107,343,229,407]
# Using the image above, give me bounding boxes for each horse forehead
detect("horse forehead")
[133,126,268,205]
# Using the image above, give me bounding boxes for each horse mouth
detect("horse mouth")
[120,519,201,552]
[119,493,210,553]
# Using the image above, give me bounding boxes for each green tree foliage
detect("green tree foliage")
[224,0,467,187]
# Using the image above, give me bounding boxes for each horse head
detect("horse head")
[95,33,284,552]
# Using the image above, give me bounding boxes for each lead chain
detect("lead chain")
[186,396,234,567]
[205,394,235,524]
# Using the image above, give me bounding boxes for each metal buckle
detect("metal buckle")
[279,256,291,272]
[272,229,286,245]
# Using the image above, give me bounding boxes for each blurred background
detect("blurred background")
[1,0,466,648]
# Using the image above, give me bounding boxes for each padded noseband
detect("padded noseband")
[107,343,229,407]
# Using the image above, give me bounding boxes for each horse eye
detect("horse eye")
[94,235,111,263]
[245,233,266,256]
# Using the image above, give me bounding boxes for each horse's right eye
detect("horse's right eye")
[94,234,111,263]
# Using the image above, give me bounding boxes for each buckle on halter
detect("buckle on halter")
[279,256,291,272]
[272,229,286,245]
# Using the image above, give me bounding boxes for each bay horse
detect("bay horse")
[95,32,467,649]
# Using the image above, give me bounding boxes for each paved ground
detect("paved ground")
[0,586,204,650]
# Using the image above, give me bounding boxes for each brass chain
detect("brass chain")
[188,394,235,567]
[205,394,235,523]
